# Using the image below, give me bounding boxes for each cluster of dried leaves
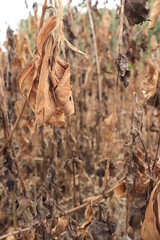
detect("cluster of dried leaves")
[0,0,160,240]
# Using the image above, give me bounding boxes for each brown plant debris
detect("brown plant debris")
[114,53,131,87]
[0,1,160,240]
[124,0,150,26]
[18,16,74,128]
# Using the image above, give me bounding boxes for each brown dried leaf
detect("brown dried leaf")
[46,109,65,127]
[36,16,56,55]
[141,181,160,240]
[77,224,92,239]
[18,62,34,97]
[85,206,95,221]
[18,15,74,127]
[6,227,14,240]
[50,56,74,115]
[17,195,33,218]
[125,0,150,26]
[132,149,146,174]
[149,0,160,29]
[34,196,50,222]
[141,61,159,104]
[23,230,35,240]
[35,35,56,125]
[114,179,127,198]
[114,53,130,87]
[52,217,68,237]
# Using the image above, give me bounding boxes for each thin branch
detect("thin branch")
[117,0,125,54]
[55,203,80,226]
[0,227,31,240]
[86,0,101,110]
[65,183,121,215]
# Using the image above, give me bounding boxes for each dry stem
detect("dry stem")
[86,0,102,156]
[0,100,26,155]
[0,227,31,240]
[86,0,101,109]
[66,183,120,215]
[0,75,18,228]
[117,0,125,54]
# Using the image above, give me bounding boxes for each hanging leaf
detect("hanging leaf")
[114,179,127,198]
[114,53,130,87]
[50,55,74,116]
[36,16,56,55]
[124,0,150,26]
[141,181,160,240]
[18,15,74,128]
[141,61,159,105]
[35,35,56,125]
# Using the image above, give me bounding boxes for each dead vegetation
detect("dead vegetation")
[0,0,160,239]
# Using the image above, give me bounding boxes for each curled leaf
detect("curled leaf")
[34,196,50,222]
[125,0,150,26]
[36,16,56,55]
[18,62,34,98]
[141,61,159,104]
[64,35,88,60]
[50,56,74,116]
[114,53,130,87]
[114,179,127,198]
[52,217,68,237]
[18,15,74,128]
[36,35,56,125]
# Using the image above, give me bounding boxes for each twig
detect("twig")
[0,227,31,240]
[86,0,101,109]
[117,0,125,54]
[86,0,102,156]
[72,159,76,208]
[65,183,120,215]
[55,203,80,226]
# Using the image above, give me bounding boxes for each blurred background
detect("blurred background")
[0,0,120,45]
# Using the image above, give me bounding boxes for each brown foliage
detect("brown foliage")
[0,1,160,240]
